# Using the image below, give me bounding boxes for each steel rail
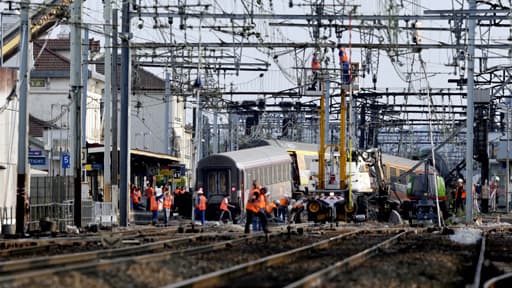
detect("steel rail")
[0,232,223,275]
[0,226,180,258]
[285,230,408,288]
[472,232,487,288]
[166,229,406,288]
[0,232,269,284]
[483,272,512,288]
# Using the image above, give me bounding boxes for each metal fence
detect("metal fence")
[28,176,74,231]
[1,176,119,233]
[30,176,74,204]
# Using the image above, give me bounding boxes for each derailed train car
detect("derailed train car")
[196,145,294,221]
[379,154,449,225]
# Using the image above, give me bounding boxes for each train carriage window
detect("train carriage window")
[248,168,258,183]
[270,165,274,184]
[206,169,229,196]
[399,169,406,181]
[207,173,216,194]
[266,166,270,185]
[272,165,276,184]
[390,167,397,182]
[219,173,228,194]
[265,166,269,185]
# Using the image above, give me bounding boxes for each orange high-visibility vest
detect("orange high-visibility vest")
[196,195,207,211]
[132,191,139,204]
[279,197,288,207]
[266,202,277,214]
[311,57,321,69]
[150,196,159,211]
[163,194,173,209]
[220,197,229,211]
[246,188,262,213]
[146,187,154,197]
[260,194,268,209]
[339,48,349,63]
[456,185,467,199]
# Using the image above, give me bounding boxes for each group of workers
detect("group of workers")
[453,177,501,215]
[244,180,306,234]
[131,178,306,231]
[130,183,190,225]
[309,44,351,91]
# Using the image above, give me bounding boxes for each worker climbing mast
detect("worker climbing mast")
[338,43,351,211]
[317,47,326,191]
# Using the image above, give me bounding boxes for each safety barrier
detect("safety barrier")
[28,201,74,232]
[94,202,117,226]
[82,201,117,227]
[24,176,118,232]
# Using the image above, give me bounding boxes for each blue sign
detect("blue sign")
[92,163,103,170]
[62,153,70,169]
[29,157,46,166]
[29,150,42,156]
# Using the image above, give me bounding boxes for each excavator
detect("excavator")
[306,148,399,223]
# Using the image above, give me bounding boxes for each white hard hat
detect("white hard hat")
[495,176,500,182]
[457,179,463,183]
[197,190,203,194]
[283,193,289,198]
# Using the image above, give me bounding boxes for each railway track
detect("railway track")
[478,229,512,288]
[5,225,507,288]
[167,228,407,288]
[0,232,241,276]
[0,225,339,288]
[0,226,181,260]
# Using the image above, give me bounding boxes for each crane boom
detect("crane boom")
[1,0,70,63]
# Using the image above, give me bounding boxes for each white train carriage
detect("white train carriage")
[196,145,293,219]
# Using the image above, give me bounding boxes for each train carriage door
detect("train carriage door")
[206,169,229,197]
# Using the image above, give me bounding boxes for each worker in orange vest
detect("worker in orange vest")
[337,44,350,84]
[145,183,154,212]
[266,200,277,216]
[290,194,306,224]
[195,188,207,226]
[219,194,235,223]
[244,180,269,234]
[162,190,173,225]
[150,186,164,225]
[455,179,466,214]
[278,194,289,223]
[308,51,321,91]
[132,186,144,211]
